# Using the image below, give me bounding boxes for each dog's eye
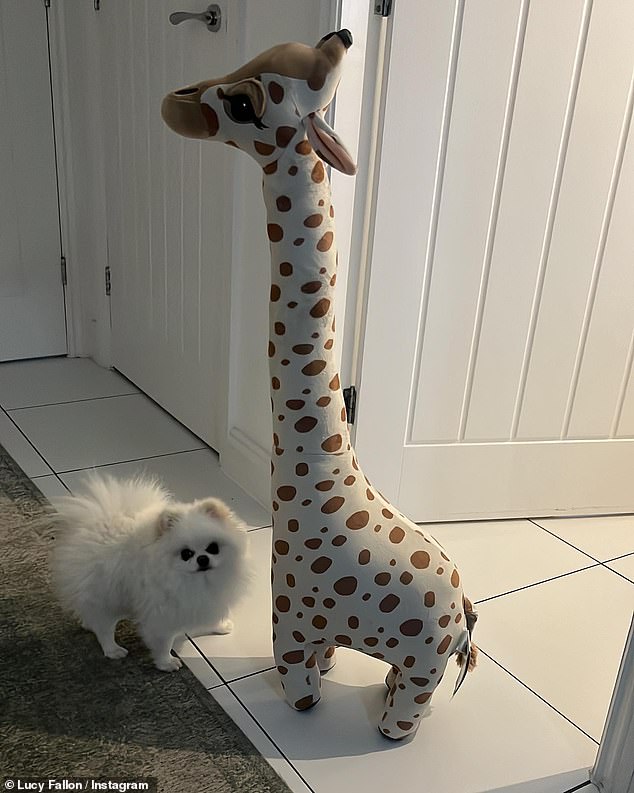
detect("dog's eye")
[206,542,219,555]
[180,548,195,561]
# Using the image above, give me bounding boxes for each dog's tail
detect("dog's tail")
[49,472,170,534]
[456,596,479,672]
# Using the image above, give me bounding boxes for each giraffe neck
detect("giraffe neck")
[262,145,350,460]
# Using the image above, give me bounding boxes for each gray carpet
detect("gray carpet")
[0,443,292,793]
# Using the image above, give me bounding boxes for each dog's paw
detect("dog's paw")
[211,618,233,635]
[105,645,128,659]
[155,655,183,672]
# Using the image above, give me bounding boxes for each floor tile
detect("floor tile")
[173,636,223,689]
[427,519,596,602]
[9,394,205,473]
[476,565,634,741]
[0,410,52,477]
[533,515,634,562]
[606,553,634,584]
[32,474,70,500]
[210,685,313,793]
[192,527,274,682]
[227,652,596,793]
[0,357,137,409]
[59,448,270,530]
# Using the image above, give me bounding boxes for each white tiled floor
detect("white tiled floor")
[3,357,632,793]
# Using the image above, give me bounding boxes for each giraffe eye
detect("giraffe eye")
[224,95,266,129]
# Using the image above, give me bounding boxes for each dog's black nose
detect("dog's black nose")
[197,554,210,569]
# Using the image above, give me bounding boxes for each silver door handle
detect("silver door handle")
[169,4,221,32]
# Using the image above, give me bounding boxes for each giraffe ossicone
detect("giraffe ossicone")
[162,29,478,740]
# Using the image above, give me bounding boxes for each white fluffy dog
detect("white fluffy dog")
[50,474,250,671]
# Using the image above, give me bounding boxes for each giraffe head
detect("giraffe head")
[161,30,356,175]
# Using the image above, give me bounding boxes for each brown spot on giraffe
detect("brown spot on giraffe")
[268,81,284,103]
[256,141,276,156]
[317,231,334,251]
[276,126,296,147]
[302,360,327,376]
[295,139,312,154]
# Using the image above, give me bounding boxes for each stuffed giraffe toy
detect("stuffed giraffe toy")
[162,29,477,740]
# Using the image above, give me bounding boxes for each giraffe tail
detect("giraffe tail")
[453,596,479,696]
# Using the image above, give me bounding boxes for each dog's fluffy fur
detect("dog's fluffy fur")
[50,474,250,671]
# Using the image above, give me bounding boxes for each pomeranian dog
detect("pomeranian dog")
[50,474,250,671]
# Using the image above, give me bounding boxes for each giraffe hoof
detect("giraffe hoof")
[293,695,321,711]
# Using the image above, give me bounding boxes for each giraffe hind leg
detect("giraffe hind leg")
[313,643,337,674]
[379,667,438,740]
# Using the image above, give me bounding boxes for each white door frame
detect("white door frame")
[593,613,634,793]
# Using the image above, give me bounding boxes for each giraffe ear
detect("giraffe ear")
[224,78,267,119]
[304,112,356,175]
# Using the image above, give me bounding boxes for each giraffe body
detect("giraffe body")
[162,30,476,740]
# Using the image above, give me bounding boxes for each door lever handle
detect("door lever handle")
[169,4,221,32]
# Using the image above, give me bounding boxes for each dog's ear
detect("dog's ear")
[196,498,230,520]
[156,509,179,537]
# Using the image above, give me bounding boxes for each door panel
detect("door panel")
[357,0,634,520]
[0,1,66,361]
[99,0,231,448]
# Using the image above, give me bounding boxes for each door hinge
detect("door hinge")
[105,265,111,296]
[343,385,357,425]
[374,0,392,17]
[60,256,67,286]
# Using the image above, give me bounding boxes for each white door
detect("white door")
[0,1,66,361]
[356,0,634,521]
[96,0,231,449]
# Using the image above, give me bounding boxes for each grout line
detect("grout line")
[54,447,208,476]
[474,563,600,606]
[186,635,228,684]
[177,635,225,685]
[0,406,56,477]
[528,518,604,563]
[184,637,276,690]
[185,635,316,792]
[603,551,634,563]
[32,471,72,494]
[479,648,599,745]
[224,665,277,687]
[223,681,317,793]
[562,780,594,793]
[6,391,139,412]
[247,523,273,533]
[599,562,634,586]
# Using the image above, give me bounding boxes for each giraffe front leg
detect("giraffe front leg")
[274,636,322,711]
[385,664,399,689]
[379,667,438,740]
